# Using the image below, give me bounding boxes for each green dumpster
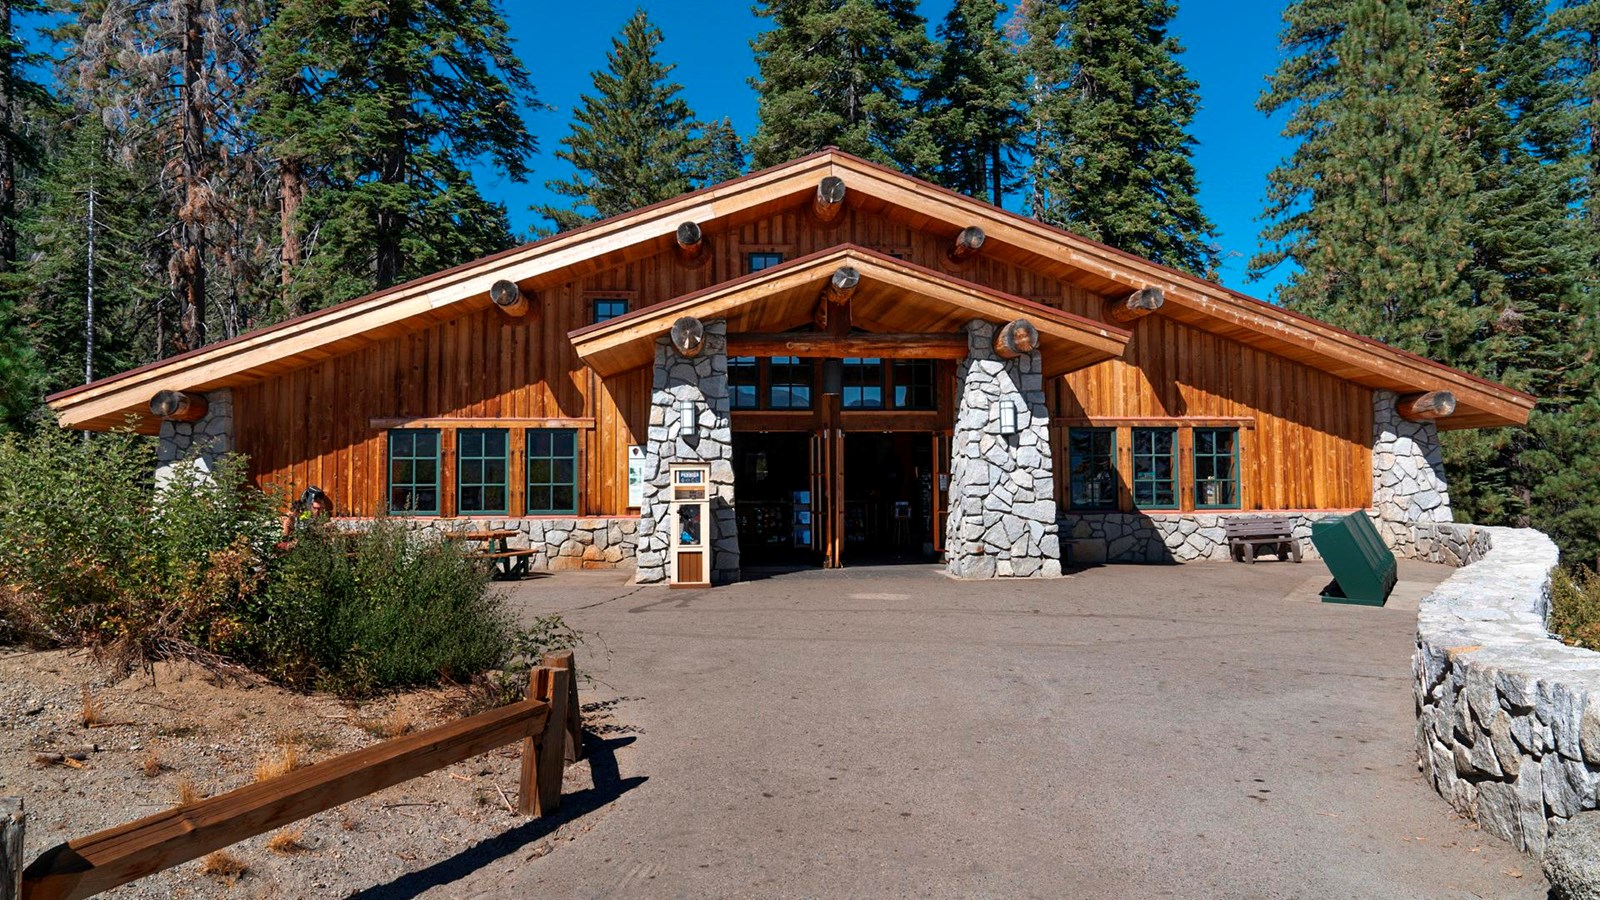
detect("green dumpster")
[1310,514,1396,606]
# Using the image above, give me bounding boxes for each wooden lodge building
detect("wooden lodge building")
[46,150,1535,582]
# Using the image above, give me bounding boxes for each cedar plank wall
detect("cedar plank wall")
[233,206,1372,517]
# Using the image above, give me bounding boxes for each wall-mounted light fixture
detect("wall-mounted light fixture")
[678,397,699,439]
[996,400,1019,435]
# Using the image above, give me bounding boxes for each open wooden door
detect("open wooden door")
[808,429,829,565]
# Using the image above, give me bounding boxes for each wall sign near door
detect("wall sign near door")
[627,445,644,508]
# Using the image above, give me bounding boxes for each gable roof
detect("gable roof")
[46,148,1534,432]
[569,244,1130,378]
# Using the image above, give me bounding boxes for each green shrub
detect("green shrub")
[251,518,513,696]
[1550,566,1600,651]
[0,426,279,667]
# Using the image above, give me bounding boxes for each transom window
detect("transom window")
[1068,428,1118,511]
[527,429,578,515]
[1193,428,1240,509]
[1131,428,1178,509]
[387,429,440,515]
[768,356,812,409]
[842,358,884,409]
[729,356,759,409]
[592,297,628,323]
[457,429,509,515]
[746,252,784,273]
[892,360,936,410]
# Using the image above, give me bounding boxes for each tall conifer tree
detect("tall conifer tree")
[923,0,1025,204]
[1022,0,1217,275]
[538,10,713,231]
[1253,0,1478,360]
[252,0,538,306]
[749,0,937,171]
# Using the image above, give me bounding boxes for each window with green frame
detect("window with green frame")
[527,429,578,514]
[387,429,441,515]
[891,359,936,409]
[768,356,812,409]
[729,356,759,409]
[1131,427,1178,509]
[457,429,509,515]
[1068,428,1118,510]
[842,357,884,408]
[1193,427,1240,509]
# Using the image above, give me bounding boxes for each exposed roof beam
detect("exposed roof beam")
[1108,287,1164,325]
[1398,390,1457,421]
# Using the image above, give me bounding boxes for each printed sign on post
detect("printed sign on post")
[628,445,645,508]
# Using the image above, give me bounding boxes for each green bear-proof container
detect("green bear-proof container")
[1310,514,1397,606]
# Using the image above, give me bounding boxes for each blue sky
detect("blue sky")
[490,1,1298,301]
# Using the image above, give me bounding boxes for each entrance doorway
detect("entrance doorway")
[732,428,949,570]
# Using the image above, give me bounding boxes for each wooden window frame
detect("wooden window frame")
[1067,427,1118,512]
[841,357,885,409]
[729,356,760,410]
[592,297,629,324]
[456,428,510,516]
[526,428,580,516]
[890,359,936,410]
[767,356,814,410]
[387,428,442,516]
[1192,427,1242,510]
[1131,427,1179,511]
[745,251,785,273]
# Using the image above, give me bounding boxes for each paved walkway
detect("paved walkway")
[425,561,1544,898]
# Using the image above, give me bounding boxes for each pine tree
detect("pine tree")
[922,0,1025,204]
[1253,0,1478,360]
[1022,0,1217,275]
[693,117,747,186]
[538,10,704,231]
[0,0,49,273]
[749,0,938,171]
[252,0,539,305]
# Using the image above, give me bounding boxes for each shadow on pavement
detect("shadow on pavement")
[346,734,645,900]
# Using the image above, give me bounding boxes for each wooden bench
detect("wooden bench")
[465,548,538,580]
[1224,516,1303,563]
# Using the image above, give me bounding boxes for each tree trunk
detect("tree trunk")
[279,155,305,315]
[990,143,1002,208]
[174,0,207,352]
[374,6,411,290]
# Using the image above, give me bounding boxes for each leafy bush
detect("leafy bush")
[1550,566,1600,651]
[0,426,279,668]
[250,517,513,696]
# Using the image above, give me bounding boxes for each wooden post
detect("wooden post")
[947,226,985,264]
[670,316,706,359]
[813,176,846,225]
[821,266,859,306]
[674,221,709,267]
[993,319,1039,359]
[1108,287,1164,325]
[517,668,549,816]
[1398,390,1457,421]
[540,650,583,763]
[489,279,530,317]
[149,390,206,422]
[1,798,22,900]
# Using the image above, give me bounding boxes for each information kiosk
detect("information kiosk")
[668,463,712,588]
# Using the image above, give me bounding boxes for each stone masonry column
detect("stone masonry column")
[1371,389,1453,555]
[155,389,234,489]
[635,319,739,585]
[946,320,1061,578]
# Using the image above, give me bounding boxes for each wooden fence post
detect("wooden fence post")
[540,650,584,763]
[518,666,569,817]
[1,797,23,900]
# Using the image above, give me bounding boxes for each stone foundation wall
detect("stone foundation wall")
[1059,512,1493,565]
[1413,527,1600,857]
[635,320,738,585]
[155,389,234,489]
[344,517,639,572]
[945,320,1060,578]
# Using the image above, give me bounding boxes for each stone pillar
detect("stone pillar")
[635,320,738,585]
[946,320,1061,578]
[1372,389,1453,555]
[154,389,234,489]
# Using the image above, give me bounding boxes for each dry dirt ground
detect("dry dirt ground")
[0,648,627,899]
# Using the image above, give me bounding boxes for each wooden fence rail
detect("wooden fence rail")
[9,650,582,900]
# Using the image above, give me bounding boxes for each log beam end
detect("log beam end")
[993,319,1040,359]
[674,221,709,267]
[813,176,847,225]
[1398,390,1457,421]
[1108,287,1164,325]
[947,226,986,264]
[490,279,531,317]
[149,390,208,422]
[671,316,706,359]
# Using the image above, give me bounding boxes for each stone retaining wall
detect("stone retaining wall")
[1413,526,1599,857]
[156,389,233,489]
[345,517,639,572]
[1060,511,1491,565]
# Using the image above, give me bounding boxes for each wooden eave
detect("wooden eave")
[47,147,1534,432]
[567,245,1131,378]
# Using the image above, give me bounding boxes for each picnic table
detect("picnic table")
[445,529,537,579]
